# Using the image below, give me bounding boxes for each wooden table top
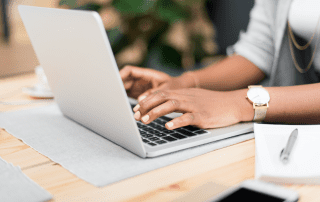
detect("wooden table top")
[0,73,319,202]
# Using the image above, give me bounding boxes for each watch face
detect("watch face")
[247,87,270,104]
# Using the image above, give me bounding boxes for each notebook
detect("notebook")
[255,123,320,184]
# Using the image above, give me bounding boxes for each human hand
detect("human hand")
[120,65,196,101]
[132,88,253,129]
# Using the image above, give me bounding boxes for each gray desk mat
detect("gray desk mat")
[0,104,254,187]
[0,157,52,202]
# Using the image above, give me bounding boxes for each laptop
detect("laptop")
[18,5,253,158]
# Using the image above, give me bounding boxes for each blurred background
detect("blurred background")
[0,0,253,78]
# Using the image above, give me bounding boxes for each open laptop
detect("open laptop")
[18,5,253,158]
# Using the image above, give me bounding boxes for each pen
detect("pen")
[280,128,298,164]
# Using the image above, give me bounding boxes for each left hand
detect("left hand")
[132,88,253,130]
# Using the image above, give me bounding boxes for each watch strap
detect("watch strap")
[253,104,268,122]
[248,85,269,122]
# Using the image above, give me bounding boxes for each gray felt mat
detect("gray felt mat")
[0,157,52,202]
[0,104,254,187]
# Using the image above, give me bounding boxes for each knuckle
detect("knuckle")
[157,90,169,99]
[123,65,131,71]
[170,99,180,108]
[140,96,148,104]
[152,107,161,116]
[178,114,193,124]
[187,113,195,121]
[194,113,205,128]
[139,100,148,110]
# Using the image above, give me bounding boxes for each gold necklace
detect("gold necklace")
[288,17,320,73]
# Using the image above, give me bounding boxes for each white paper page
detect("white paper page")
[255,124,320,178]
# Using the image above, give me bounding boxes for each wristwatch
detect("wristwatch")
[246,85,270,122]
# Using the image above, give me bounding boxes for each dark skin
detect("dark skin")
[120,55,320,130]
[132,88,247,129]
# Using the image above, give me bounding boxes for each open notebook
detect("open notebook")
[255,123,320,185]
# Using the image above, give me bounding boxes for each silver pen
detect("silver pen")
[280,128,298,164]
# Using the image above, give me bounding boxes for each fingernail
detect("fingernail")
[142,115,149,123]
[133,104,140,112]
[138,95,147,101]
[166,122,174,128]
[134,111,141,120]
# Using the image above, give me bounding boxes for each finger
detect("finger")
[138,90,173,117]
[120,65,156,82]
[140,99,189,124]
[123,80,134,90]
[120,65,146,83]
[137,88,161,102]
[137,83,169,101]
[134,93,167,121]
[137,89,153,102]
[120,65,134,82]
[165,113,198,130]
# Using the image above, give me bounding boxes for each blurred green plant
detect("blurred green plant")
[59,0,216,75]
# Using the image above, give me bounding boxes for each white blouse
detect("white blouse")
[288,0,320,70]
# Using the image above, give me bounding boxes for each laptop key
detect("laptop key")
[141,134,148,138]
[170,133,187,139]
[149,137,160,141]
[148,122,158,128]
[154,121,166,126]
[176,129,197,137]
[194,130,208,135]
[182,125,200,132]
[162,136,177,142]
[147,130,157,134]
[160,116,172,122]
[147,142,157,146]
[142,139,149,143]
[158,127,172,132]
[156,140,167,144]
[153,126,164,130]
[145,134,154,138]
[155,133,167,137]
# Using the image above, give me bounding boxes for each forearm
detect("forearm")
[179,55,266,91]
[238,83,320,124]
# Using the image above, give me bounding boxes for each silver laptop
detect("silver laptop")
[18,5,253,158]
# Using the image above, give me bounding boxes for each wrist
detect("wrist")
[178,72,199,88]
[234,89,255,122]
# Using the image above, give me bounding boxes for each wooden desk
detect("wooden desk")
[0,73,319,202]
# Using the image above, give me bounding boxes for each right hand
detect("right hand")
[120,65,189,101]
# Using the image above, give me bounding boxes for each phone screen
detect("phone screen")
[214,188,285,202]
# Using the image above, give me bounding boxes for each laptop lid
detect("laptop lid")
[18,5,147,158]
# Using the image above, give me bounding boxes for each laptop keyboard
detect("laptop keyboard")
[131,104,209,147]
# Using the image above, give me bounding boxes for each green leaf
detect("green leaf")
[59,0,77,8]
[74,3,102,12]
[106,28,130,55]
[112,0,156,15]
[155,0,190,24]
[144,43,183,76]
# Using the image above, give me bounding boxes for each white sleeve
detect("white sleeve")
[227,0,274,76]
